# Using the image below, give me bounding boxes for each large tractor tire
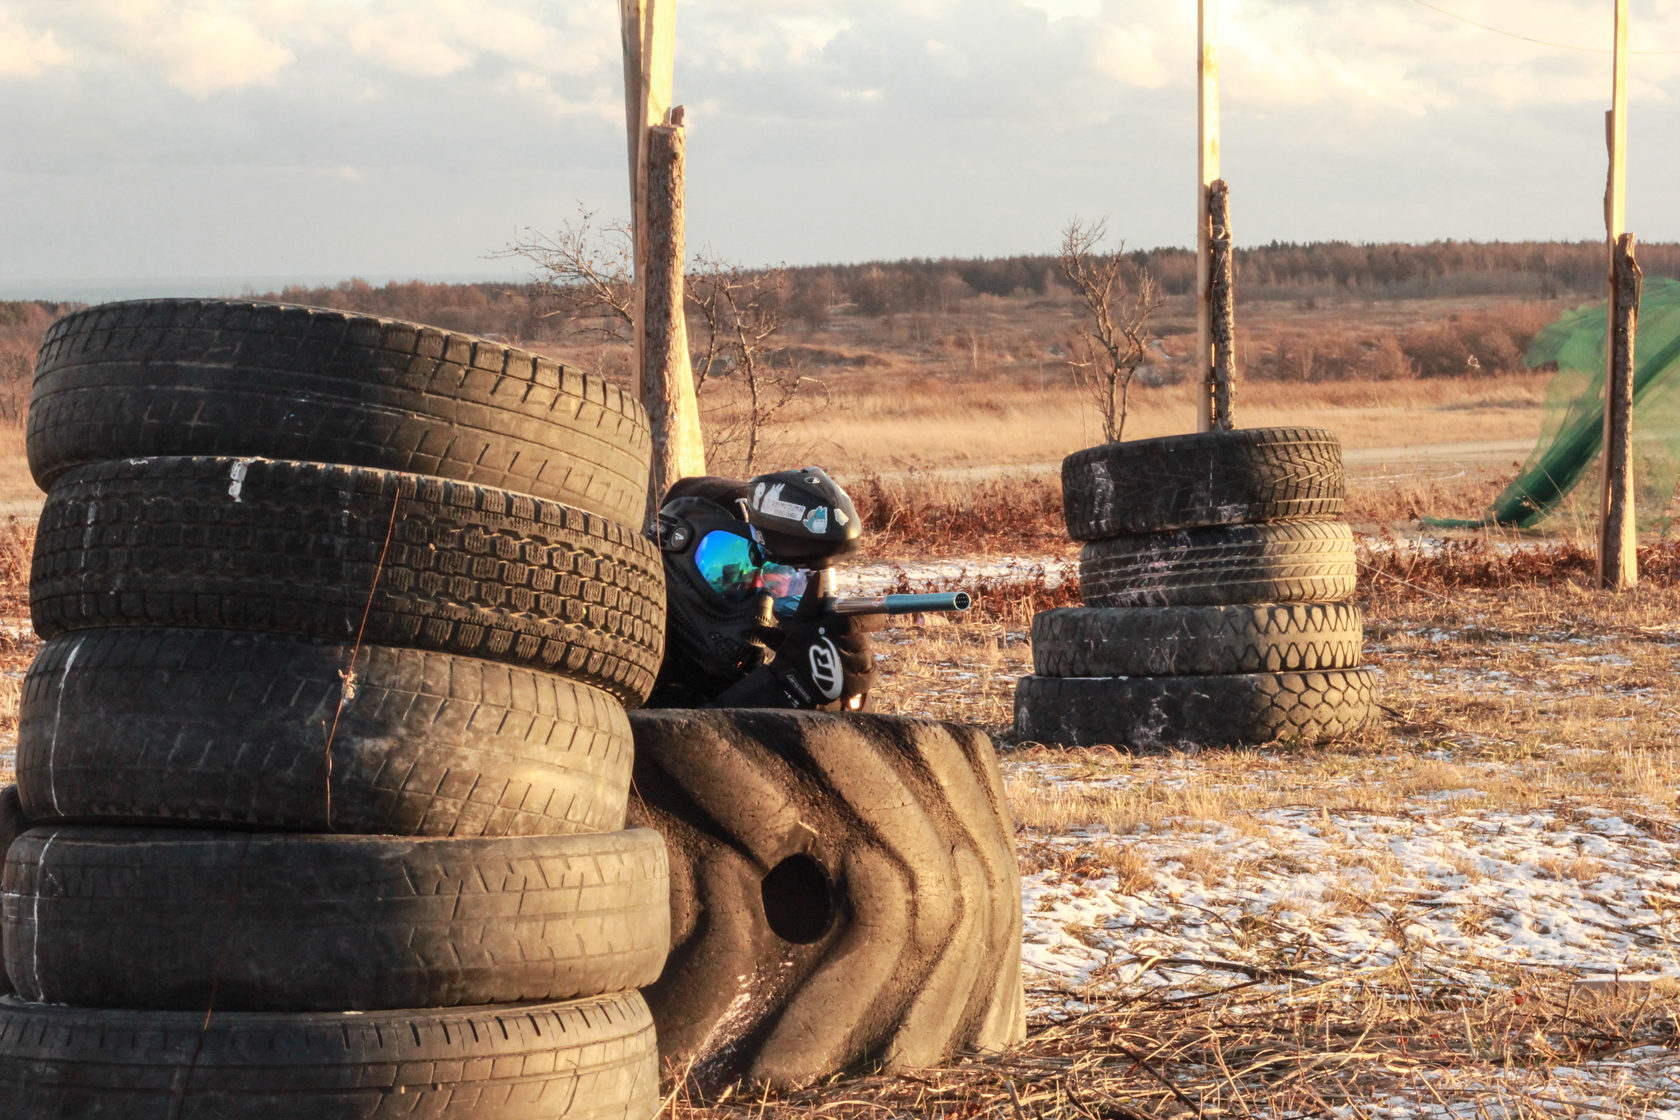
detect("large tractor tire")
[1079,520,1357,608]
[0,992,658,1119]
[1031,603,1363,677]
[17,629,632,837]
[627,710,1025,1091]
[4,826,670,1012]
[1061,426,1344,540]
[29,298,652,523]
[30,457,665,704]
[1013,668,1380,749]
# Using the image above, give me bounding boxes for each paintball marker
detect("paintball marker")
[739,466,972,621]
[826,591,972,617]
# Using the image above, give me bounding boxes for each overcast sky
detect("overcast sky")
[3,0,1678,298]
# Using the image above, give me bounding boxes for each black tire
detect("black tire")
[0,992,657,1119]
[627,710,1025,1091]
[17,629,632,837]
[1032,603,1363,677]
[30,457,665,704]
[29,298,652,523]
[1080,520,1357,608]
[1062,426,1344,540]
[4,826,670,1012]
[1013,668,1380,749]
[0,788,23,999]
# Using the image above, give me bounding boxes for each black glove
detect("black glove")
[767,588,876,710]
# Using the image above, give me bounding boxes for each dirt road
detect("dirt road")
[860,437,1536,486]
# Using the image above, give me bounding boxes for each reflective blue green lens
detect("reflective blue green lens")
[694,531,761,601]
[760,563,810,605]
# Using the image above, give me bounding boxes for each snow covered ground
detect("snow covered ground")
[1010,754,1680,993]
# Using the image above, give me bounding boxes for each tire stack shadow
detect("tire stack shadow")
[0,299,673,1118]
[1015,427,1380,749]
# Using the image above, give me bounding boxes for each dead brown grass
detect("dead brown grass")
[664,971,1678,1118]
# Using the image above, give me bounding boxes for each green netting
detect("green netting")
[1426,277,1680,531]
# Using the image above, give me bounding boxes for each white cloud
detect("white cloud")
[1093,23,1170,90]
[346,13,472,77]
[156,8,296,94]
[0,12,71,78]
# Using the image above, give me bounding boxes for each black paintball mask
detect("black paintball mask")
[654,468,861,693]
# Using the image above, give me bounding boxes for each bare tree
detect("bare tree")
[1056,218,1162,442]
[686,252,824,475]
[499,212,821,476]
[497,207,636,344]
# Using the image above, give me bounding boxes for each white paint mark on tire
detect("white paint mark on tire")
[47,636,85,819]
[29,832,56,1002]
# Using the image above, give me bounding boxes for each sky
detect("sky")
[2,0,1679,298]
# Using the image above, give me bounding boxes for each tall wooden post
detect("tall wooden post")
[1598,0,1637,590]
[1196,0,1221,433]
[621,0,705,509]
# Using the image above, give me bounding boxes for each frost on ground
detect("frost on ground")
[1003,747,1680,1116]
[1013,757,1680,995]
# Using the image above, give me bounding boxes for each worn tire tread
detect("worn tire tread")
[1062,426,1345,540]
[627,710,1025,1091]
[30,457,665,703]
[1032,603,1363,677]
[17,629,632,836]
[0,992,658,1119]
[1014,668,1380,749]
[29,298,652,522]
[4,826,670,1011]
[1079,520,1357,608]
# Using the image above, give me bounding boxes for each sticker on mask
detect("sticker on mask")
[753,482,807,522]
[808,637,843,700]
[802,507,829,534]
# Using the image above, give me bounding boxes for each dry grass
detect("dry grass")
[664,971,1679,1119]
[787,371,1553,479]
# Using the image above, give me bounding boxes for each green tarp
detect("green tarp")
[1426,276,1680,530]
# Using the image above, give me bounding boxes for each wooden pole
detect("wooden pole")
[1598,0,1637,590]
[1196,0,1221,433]
[644,114,707,516]
[1208,179,1236,430]
[620,0,704,502]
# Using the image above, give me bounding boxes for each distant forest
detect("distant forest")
[3,240,1678,401]
[5,240,1677,346]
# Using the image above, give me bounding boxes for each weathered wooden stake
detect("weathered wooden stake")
[1598,0,1636,590]
[621,0,704,510]
[1208,179,1236,430]
[1196,0,1221,433]
[1602,234,1642,589]
[644,114,706,517]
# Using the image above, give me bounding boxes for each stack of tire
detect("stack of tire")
[1015,427,1378,749]
[0,299,672,1119]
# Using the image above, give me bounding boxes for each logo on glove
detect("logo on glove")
[807,637,844,701]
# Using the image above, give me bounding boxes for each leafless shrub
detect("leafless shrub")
[687,254,826,475]
[1055,218,1162,441]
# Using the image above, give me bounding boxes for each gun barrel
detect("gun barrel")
[829,592,972,617]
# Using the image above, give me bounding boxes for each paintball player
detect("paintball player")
[645,467,880,710]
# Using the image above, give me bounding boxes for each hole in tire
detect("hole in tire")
[760,853,836,944]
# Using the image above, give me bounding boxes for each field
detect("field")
[0,280,1676,1116]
